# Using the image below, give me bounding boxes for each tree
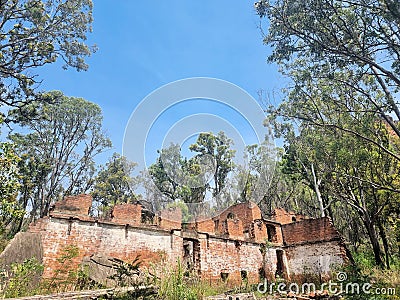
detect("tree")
[0,0,96,115]
[233,140,276,205]
[256,0,400,159]
[275,118,400,267]
[9,91,111,220]
[281,127,335,218]
[147,143,208,207]
[256,0,400,266]
[148,144,184,203]
[189,132,235,208]
[91,153,138,217]
[0,141,24,237]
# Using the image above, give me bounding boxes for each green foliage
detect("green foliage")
[148,143,208,207]
[190,131,235,208]
[44,245,79,292]
[157,261,198,300]
[108,256,141,287]
[337,256,400,300]
[256,0,400,159]
[2,245,99,297]
[9,91,112,219]
[256,0,400,266]
[0,0,96,112]
[43,244,100,293]
[147,132,236,212]
[234,140,276,205]
[148,144,188,203]
[3,257,44,298]
[0,142,25,237]
[92,153,138,217]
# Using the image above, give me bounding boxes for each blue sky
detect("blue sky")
[37,1,283,166]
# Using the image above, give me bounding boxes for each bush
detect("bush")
[157,260,198,300]
[3,257,43,298]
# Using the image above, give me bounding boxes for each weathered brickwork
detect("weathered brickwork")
[281,217,340,246]
[199,238,264,284]
[191,218,215,234]
[157,207,182,230]
[215,202,262,234]
[285,241,347,280]
[50,194,92,220]
[35,217,182,278]
[4,194,349,286]
[281,218,348,280]
[112,203,142,224]
[271,208,309,225]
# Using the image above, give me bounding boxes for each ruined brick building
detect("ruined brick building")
[1,195,349,285]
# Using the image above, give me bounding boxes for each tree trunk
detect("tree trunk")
[362,213,384,267]
[377,218,391,269]
[310,163,325,217]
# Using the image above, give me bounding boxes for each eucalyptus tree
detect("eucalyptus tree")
[148,143,207,206]
[256,0,400,266]
[256,0,400,159]
[276,119,400,267]
[9,91,111,220]
[189,132,236,208]
[148,144,186,203]
[234,141,277,206]
[0,142,24,237]
[0,0,96,116]
[91,153,139,217]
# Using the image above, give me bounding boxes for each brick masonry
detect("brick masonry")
[3,194,349,285]
[112,203,142,225]
[200,238,263,284]
[281,218,341,246]
[285,241,347,279]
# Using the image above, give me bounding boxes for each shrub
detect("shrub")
[3,257,43,298]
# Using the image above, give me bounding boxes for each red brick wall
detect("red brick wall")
[199,237,263,285]
[51,194,92,218]
[195,218,215,234]
[112,203,142,225]
[38,217,183,278]
[275,225,284,245]
[226,219,244,240]
[217,202,261,233]
[26,196,347,285]
[184,202,269,240]
[158,207,182,230]
[271,208,308,225]
[252,220,267,243]
[282,217,340,246]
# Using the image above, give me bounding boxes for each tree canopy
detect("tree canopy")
[9,91,111,221]
[256,0,400,267]
[92,153,138,217]
[256,0,400,155]
[0,0,95,114]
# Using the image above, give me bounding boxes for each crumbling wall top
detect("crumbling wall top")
[50,194,92,219]
[157,207,182,230]
[112,203,142,225]
[216,202,262,232]
[282,217,341,246]
[270,208,309,225]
